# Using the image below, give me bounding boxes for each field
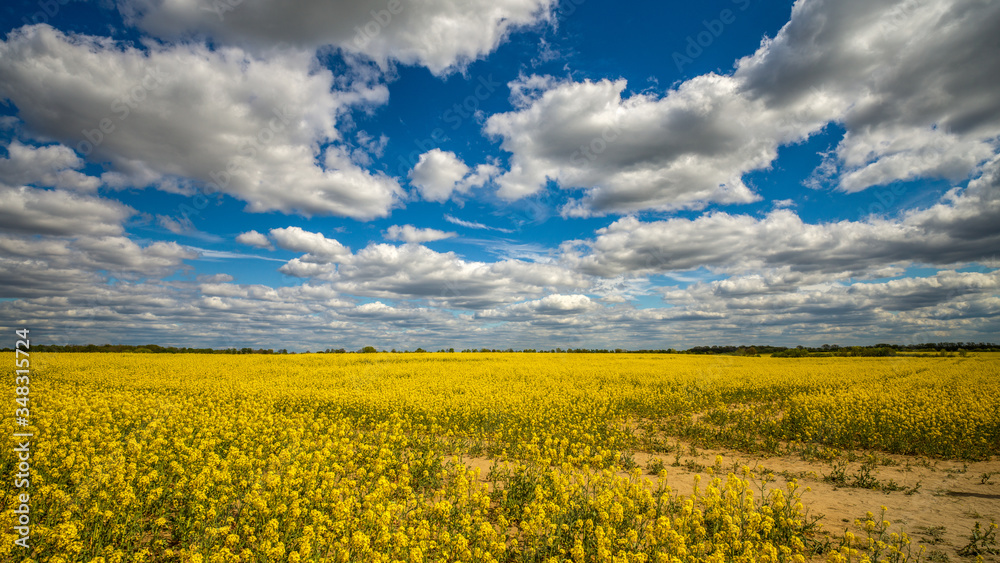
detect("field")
[2,352,999,562]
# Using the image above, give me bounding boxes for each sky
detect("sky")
[0,0,998,351]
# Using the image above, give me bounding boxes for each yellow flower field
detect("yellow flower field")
[2,352,998,562]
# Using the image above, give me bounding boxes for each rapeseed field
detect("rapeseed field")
[2,352,998,562]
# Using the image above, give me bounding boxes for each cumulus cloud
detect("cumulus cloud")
[3,243,996,349]
[408,149,497,202]
[0,140,101,191]
[477,294,596,321]
[384,225,456,243]
[197,273,235,283]
[0,184,133,237]
[118,0,556,75]
[408,149,470,201]
[278,240,587,310]
[485,74,791,215]
[0,233,195,299]
[0,25,401,219]
[484,0,1000,215]
[564,211,899,277]
[236,230,273,249]
[734,0,1000,191]
[270,226,351,262]
[565,155,1000,279]
[655,269,1000,343]
[564,210,987,280]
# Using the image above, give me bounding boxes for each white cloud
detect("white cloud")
[197,273,235,283]
[74,237,196,276]
[443,214,514,233]
[484,0,1000,214]
[2,246,996,349]
[0,25,401,219]
[485,74,792,215]
[278,241,587,310]
[408,149,497,202]
[565,170,1000,279]
[235,230,273,249]
[384,225,456,243]
[119,0,557,76]
[408,149,470,202]
[157,215,190,235]
[269,226,351,262]
[0,184,133,237]
[734,0,1000,192]
[477,294,596,321]
[0,140,101,191]
[0,233,195,300]
[654,269,1000,343]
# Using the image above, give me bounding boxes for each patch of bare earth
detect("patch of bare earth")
[631,441,1000,562]
[456,439,999,562]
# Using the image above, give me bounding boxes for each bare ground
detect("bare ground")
[457,442,1000,562]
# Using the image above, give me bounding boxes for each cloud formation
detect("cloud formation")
[384,225,456,243]
[235,230,272,249]
[118,0,557,75]
[735,0,1000,192]
[0,25,401,219]
[0,141,101,191]
[0,184,133,237]
[408,149,497,202]
[486,0,1000,215]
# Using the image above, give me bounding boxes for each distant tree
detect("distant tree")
[359,346,377,353]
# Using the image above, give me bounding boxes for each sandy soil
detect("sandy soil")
[458,443,1000,562]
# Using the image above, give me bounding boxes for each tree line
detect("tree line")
[6,342,997,354]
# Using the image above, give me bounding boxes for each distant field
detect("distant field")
[3,353,999,562]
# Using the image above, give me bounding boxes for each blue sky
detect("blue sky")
[0,0,998,351]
